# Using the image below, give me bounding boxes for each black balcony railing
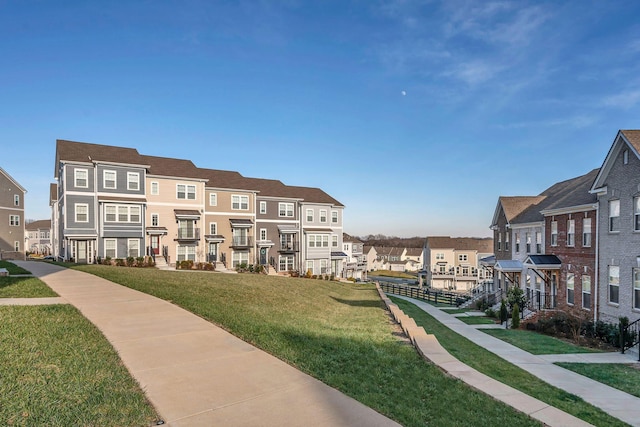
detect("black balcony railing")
[279,241,299,252]
[231,236,252,248]
[176,228,200,240]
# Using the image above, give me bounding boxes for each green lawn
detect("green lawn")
[389,296,627,427]
[0,260,31,275]
[457,316,498,325]
[440,308,472,314]
[0,305,159,426]
[369,270,417,279]
[70,265,540,427]
[0,277,58,298]
[556,363,640,398]
[481,328,602,355]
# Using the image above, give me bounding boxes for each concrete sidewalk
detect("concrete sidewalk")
[17,261,400,427]
[393,294,640,427]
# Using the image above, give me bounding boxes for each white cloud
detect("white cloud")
[603,89,640,109]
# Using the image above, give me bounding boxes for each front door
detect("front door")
[151,235,160,255]
[259,247,267,265]
[77,241,87,264]
[208,243,217,262]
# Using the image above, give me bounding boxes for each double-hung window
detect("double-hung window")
[583,218,592,247]
[567,220,575,247]
[320,210,327,223]
[177,184,196,200]
[609,266,620,304]
[151,181,159,195]
[104,170,116,189]
[306,209,313,222]
[127,239,139,257]
[609,200,620,232]
[515,234,520,253]
[9,215,20,226]
[260,201,267,214]
[582,275,591,310]
[331,211,338,223]
[105,239,116,258]
[105,205,117,222]
[127,172,139,191]
[13,194,19,206]
[566,273,574,305]
[634,269,640,310]
[536,232,542,253]
[75,169,88,188]
[75,204,88,222]
[526,233,531,253]
[232,195,249,210]
[279,203,294,217]
[550,221,558,246]
[635,197,640,231]
[209,193,217,206]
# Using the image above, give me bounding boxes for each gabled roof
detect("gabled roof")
[55,140,143,178]
[591,130,640,192]
[285,185,344,207]
[141,155,205,180]
[541,168,599,213]
[426,236,493,253]
[0,167,26,193]
[25,219,51,230]
[493,196,545,226]
[404,247,422,257]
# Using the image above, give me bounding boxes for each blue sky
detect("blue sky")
[2,1,640,238]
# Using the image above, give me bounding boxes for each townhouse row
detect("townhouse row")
[0,167,26,260]
[51,140,348,276]
[490,129,640,324]
[365,246,424,272]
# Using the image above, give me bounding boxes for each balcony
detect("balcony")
[175,228,200,241]
[230,236,253,249]
[278,241,299,253]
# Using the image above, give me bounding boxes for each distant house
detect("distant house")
[25,219,52,255]
[0,167,26,260]
[422,236,493,291]
[402,247,423,272]
[342,233,367,280]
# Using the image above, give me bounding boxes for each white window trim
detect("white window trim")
[151,213,159,227]
[331,211,338,223]
[127,239,140,257]
[9,215,20,226]
[74,168,89,188]
[151,181,159,195]
[209,193,217,206]
[103,170,117,189]
[104,204,141,223]
[75,203,89,223]
[177,184,196,200]
[127,172,140,191]
[13,194,19,206]
[306,209,314,222]
[232,195,249,210]
[260,228,267,241]
[320,209,327,223]
[260,201,267,215]
[279,202,294,217]
[209,222,217,235]
[105,239,117,258]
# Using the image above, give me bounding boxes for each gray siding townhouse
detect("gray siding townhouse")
[591,130,640,323]
[0,167,26,260]
[289,186,345,276]
[55,140,147,263]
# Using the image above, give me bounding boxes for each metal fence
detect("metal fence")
[378,281,469,307]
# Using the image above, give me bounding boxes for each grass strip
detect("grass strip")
[0,260,30,275]
[481,328,601,355]
[0,305,159,426]
[0,277,58,298]
[457,316,498,325]
[71,265,541,427]
[389,296,628,427]
[556,363,640,398]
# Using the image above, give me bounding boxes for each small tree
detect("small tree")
[500,299,508,324]
[511,304,520,329]
[507,286,526,312]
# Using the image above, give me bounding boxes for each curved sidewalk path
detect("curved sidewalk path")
[393,295,640,427]
[17,261,399,427]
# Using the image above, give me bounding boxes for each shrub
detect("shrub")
[485,308,497,318]
[499,299,508,323]
[126,257,135,267]
[146,257,155,268]
[305,269,312,278]
[115,258,125,267]
[103,256,112,266]
[177,260,194,270]
[135,257,144,267]
[507,286,526,312]
[203,262,215,271]
[511,304,520,329]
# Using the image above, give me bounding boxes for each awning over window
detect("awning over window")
[257,239,275,247]
[524,255,562,270]
[229,219,253,228]
[304,227,333,233]
[174,209,200,219]
[146,227,168,235]
[277,224,299,233]
[331,251,348,258]
[495,260,523,272]
[204,234,225,242]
